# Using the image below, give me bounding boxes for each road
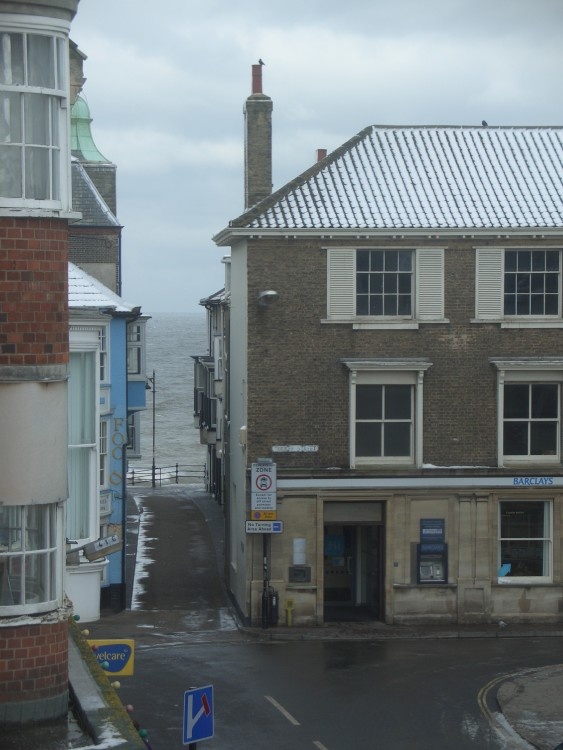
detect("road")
[86,488,563,749]
[114,635,562,749]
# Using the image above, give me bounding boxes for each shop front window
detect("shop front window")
[499,501,551,581]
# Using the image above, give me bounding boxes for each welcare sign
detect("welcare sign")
[88,639,135,676]
[251,461,277,511]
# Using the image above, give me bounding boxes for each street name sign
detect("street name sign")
[183,685,214,745]
[245,520,284,534]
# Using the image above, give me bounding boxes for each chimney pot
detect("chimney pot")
[251,64,263,94]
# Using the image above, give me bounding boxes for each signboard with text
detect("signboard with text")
[88,639,135,676]
[245,520,284,534]
[251,461,277,511]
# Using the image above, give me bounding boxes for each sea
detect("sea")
[136,312,208,472]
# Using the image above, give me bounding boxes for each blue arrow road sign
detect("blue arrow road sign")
[183,685,214,744]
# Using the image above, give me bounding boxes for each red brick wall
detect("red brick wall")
[0,217,69,367]
[0,620,68,704]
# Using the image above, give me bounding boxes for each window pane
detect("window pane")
[530,422,557,455]
[531,384,557,418]
[384,422,411,455]
[503,422,528,454]
[368,296,382,315]
[356,385,382,419]
[25,94,50,145]
[505,251,517,272]
[356,423,381,456]
[356,295,368,315]
[27,35,55,88]
[385,385,411,419]
[0,92,22,142]
[500,540,545,576]
[67,447,92,540]
[25,146,49,199]
[501,502,545,537]
[356,250,370,272]
[0,145,22,197]
[0,33,24,84]
[546,251,560,272]
[69,352,96,443]
[356,273,369,294]
[504,384,529,418]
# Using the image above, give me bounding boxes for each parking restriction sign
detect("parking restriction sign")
[251,461,277,511]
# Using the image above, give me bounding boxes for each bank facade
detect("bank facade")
[208,66,563,628]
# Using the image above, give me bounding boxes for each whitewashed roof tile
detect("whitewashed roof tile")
[232,126,563,231]
[68,262,134,312]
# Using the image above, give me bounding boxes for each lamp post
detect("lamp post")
[146,370,156,487]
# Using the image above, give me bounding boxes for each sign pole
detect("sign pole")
[262,533,269,629]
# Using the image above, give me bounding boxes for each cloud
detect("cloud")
[70,0,563,313]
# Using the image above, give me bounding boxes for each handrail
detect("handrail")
[127,463,206,487]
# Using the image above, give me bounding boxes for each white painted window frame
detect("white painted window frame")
[498,499,552,584]
[0,16,72,212]
[475,247,563,328]
[342,358,432,468]
[326,247,446,329]
[490,358,563,468]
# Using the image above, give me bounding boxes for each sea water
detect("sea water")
[138,312,208,470]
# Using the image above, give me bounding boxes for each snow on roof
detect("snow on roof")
[229,125,563,232]
[68,262,136,312]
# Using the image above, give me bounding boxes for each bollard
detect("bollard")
[285,598,294,627]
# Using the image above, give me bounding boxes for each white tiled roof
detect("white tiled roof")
[233,126,563,231]
[68,262,134,312]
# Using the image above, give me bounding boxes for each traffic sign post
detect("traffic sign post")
[183,685,214,746]
[251,461,277,512]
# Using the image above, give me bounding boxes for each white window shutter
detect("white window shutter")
[476,248,503,319]
[416,248,444,319]
[327,249,355,319]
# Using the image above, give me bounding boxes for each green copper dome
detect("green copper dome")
[71,95,110,163]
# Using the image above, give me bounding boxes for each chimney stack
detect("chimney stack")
[316,148,327,162]
[244,64,273,209]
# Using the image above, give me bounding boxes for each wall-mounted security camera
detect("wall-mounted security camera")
[258,290,279,307]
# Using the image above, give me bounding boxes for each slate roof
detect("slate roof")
[225,125,563,234]
[71,160,120,227]
[68,262,135,312]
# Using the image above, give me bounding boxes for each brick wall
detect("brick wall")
[0,217,68,367]
[245,236,563,471]
[0,620,69,722]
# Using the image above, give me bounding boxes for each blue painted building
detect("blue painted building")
[67,263,147,618]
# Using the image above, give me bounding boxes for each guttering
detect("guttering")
[212,226,563,247]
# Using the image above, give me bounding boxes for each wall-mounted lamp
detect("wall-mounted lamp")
[258,290,279,307]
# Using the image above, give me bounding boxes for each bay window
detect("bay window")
[68,346,99,545]
[0,29,68,206]
[0,503,60,614]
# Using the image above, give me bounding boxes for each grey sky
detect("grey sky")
[71,0,563,313]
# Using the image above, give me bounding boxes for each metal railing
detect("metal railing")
[127,463,206,487]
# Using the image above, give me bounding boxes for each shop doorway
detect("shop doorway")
[323,523,384,622]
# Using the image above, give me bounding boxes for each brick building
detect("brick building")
[210,65,563,627]
[0,0,81,723]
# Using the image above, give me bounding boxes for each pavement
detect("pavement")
[4,483,563,749]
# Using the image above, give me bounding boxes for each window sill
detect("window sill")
[322,318,449,329]
[472,318,563,329]
[496,579,553,586]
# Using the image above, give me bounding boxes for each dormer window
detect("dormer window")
[0,30,69,207]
